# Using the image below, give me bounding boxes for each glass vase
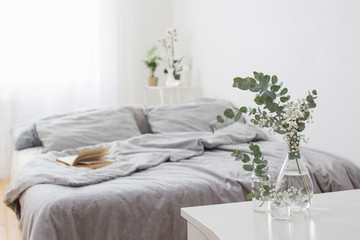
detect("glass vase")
[270,198,291,220]
[276,151,313,211]
[252,168,271,212]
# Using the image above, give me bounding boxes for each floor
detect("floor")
[0,179,22,240]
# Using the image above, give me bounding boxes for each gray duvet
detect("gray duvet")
[4,123,360,240]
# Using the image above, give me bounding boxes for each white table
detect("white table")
[143,86,198,105]
[181,190,360,240]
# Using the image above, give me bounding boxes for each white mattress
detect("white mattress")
[11,147,44,178]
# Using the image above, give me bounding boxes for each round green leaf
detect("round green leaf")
[217,115,225,123]
[270,85,281,92]
[240,107,247,113]
[247,192,254,200]
[243,165,254,171]
[280,88,288,96]
[256,164,266,170]
[280,96,289,103]
[254,158,262,164]
[224,108,235,118]
[242,154,250,163]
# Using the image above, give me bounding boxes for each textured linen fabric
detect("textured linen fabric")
[3,122,360,240]
[36,107,141,153]
[144,99,246,133]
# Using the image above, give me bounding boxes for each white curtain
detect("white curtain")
[98,0,142,106]
[0,0,141,178]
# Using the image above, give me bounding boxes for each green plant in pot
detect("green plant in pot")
[143,46,161,86]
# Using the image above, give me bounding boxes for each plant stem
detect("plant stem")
[295,158,312,203]
[171,34,174,68]
[259,197,267,207]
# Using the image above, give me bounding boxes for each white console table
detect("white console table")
[143,86,198,105]
[181,189,360,240]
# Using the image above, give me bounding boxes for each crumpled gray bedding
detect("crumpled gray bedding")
[3,123,360,240]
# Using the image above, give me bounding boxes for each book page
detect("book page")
[74,148,109,165]
[56,155,78,166]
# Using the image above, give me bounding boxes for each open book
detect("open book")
[56,148,115,169]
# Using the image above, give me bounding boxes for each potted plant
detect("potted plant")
[159,28,184,86]
[143,46,161,86]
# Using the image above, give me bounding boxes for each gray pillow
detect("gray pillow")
[10,110,94,151]
[128,106,152,134]
[144,99,245,133]
[10,119,43,150]
[36,107,141,153]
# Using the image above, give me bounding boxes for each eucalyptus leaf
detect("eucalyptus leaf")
[280,96,289,103]
[209,124,216,134]
[254,158,262,164]
[256,164,266,170]
[270,85,281,92]
[224,108,235,118]
[254,151,262,158]
[297,122,305,132]
[271,75,278,84]
[217,115,225,123]
[242,154,250,163]
[243,165,254,171]
[231,150,238,157]
[280,88,288,96]
[247,192,254,200]
[234,111,242,122]
[250,85,261,92]
[240,106,247,113]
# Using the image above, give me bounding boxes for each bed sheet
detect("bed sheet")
[11,147,43,178]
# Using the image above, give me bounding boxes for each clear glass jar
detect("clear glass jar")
[251,168,271,212]
[276,151,313,211]
[270,198,291,220]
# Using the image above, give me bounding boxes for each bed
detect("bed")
[4,99,360,240]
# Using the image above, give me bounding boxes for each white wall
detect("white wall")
[172,0,360,166]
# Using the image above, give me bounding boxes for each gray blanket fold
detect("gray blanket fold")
[3,122,360,240]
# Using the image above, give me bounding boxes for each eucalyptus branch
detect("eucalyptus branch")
[210,71,318,160]
[232,143,270,201]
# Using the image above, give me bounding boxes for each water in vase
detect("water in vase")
[281,170,313,211]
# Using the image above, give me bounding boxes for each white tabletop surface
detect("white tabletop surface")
[181,189,360,240]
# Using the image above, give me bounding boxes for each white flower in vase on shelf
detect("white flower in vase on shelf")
[159,27,184,87]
